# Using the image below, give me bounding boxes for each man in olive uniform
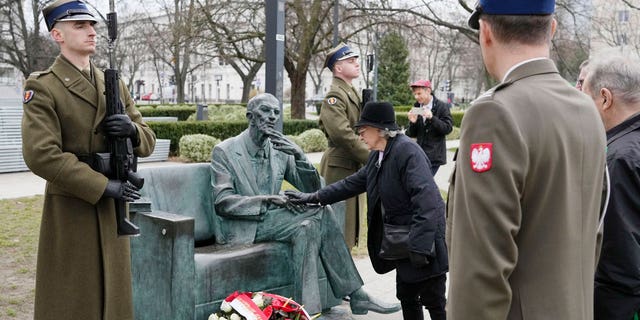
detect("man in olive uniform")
[319,43,369,249]
[446,0,606,319]
[21,1,156,319]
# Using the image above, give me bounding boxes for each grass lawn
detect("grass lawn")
[0,195,41,320]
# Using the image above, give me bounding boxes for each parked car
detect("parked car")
[141,93,158,101]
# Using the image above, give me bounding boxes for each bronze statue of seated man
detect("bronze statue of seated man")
[210,93,401,315]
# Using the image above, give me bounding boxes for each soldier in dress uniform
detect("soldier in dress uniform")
[21,1,156,319]
[318,43,369,249]
[446,0,607,319]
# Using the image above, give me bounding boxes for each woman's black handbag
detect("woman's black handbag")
[378,223,411,260]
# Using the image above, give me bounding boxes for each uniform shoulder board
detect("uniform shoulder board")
[28,70,51,79]
[493,81,513,93]
[475,87,497,101]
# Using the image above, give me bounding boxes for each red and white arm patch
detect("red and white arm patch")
[470,143,493,173]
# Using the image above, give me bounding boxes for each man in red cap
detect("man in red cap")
[406,79,453,175]
[447,0,606,319]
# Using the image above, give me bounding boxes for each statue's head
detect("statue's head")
[246,93,281,134]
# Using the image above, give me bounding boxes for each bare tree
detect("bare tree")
[197,0,265,103]
[91,11,152,94]
[590,0,640,59]
[140,0,205,103]
[0,0,58,78]
[283,0,335,119]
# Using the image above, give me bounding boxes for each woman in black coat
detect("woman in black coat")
[287,101,448,320]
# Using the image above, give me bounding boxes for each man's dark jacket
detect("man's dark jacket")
[406,97,453,166]
[595,113,640,295]
[317,134,448,283]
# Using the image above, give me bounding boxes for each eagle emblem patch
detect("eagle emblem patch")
[470,143,492,173]
[327,97,337,105]
[23,90,34,103]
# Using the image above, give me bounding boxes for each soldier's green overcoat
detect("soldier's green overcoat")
[22,55,156,320]
[318,76,369,248]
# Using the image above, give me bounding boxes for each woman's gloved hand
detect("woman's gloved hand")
[284,190,320,205]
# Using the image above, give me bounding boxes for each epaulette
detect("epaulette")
[473,81,514,103]
[474,87,498,102]
[28,70,52,79]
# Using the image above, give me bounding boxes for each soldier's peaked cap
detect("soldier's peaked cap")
[468,0,555,30]
[324,43,359,71]
[43,0,97,32]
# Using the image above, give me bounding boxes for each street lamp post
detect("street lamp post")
[265,0,285,131]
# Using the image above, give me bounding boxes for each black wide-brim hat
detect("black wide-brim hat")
[355,101,399,131]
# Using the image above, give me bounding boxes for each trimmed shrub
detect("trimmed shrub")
[447,126,461,140]
[286,135,304,148]
[451,111,464,127]
[178,134,221,162]
[297,129,327,152]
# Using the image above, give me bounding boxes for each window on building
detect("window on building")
[618,10,630,23]
[0,67,13,85]
[617,33,628,45]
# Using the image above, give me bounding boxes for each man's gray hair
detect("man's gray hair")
[585,54,640,106]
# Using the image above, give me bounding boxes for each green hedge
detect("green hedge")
[451,111,464,127]
[137,103,247,121]
[138,105,196,121]
[148,119,319,155]
[394,108,464,128]
[394,105,413,113]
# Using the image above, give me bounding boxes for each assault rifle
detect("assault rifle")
[362,53,375,108]
[105,1,143,236]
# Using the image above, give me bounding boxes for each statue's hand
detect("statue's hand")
[265,128,304,159]
[263,195,288,207]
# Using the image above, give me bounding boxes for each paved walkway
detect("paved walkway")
[0,140,459,320]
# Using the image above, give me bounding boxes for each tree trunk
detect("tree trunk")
[289,69,307,119]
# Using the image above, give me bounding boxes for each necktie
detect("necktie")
[82,68,92,82]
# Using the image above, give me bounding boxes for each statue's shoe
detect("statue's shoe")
[349,290,401,315]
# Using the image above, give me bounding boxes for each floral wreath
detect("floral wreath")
[208,291,318,320]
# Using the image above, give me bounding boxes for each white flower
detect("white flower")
[220,300,233,313]
[219,317,228,320]
[252,293,265,308]
[207,314,219,320]
[230,314,241,320]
